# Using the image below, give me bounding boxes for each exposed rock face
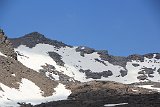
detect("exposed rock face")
[127,54,144,62]
[137,75,148,80]
[137,67,156,79]
[0,29,6,43]
[68,81,155,100]
[48,52,65,66]
[120,70,128,77]
[155,53,160,59]
[94,58,107,66]
[39,64,79,85]
[157,68,160,74]
[9,32,71,48]
[142,67,155,74]
[75,46,95,57]
[79,69,113,79]
[132,63,140,67]
[0,29,17,60]
[143,53,154,59]
[98,53,128,68]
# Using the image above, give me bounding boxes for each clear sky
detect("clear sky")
[0,0,160,56]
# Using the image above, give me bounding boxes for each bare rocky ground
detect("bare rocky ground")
[20,95,160,107]
[20,81,160,107]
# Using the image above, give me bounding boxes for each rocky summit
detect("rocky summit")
[0,30,159,107]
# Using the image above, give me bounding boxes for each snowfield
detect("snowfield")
[15,44,160,84]
[0,79,71,106]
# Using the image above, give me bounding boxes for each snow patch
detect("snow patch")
[0,52,7,57]
[132,89,138,92]
[11,74,16,77]
[0,79,71,106]
[104,103,128,107]
[138,85,160,92]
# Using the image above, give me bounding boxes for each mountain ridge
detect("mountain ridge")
[9,32,160,83]
[0,30,160,106]
[9,32,160,59]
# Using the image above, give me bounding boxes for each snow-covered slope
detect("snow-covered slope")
[0,79,71,106]
[0,53,68,106]
[15,44,125,82]
[10,32,160,84]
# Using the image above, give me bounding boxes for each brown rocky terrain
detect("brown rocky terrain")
[0,29,58,96]
[20,81,160,107]
[0,29,17,60]
[68,81,156,100]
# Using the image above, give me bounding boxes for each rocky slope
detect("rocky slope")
[21,81,160,107]
[0,29,17,60]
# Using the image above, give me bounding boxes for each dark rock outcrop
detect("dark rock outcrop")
[94,58,107,66]
[48,52,65,66]
[120,70,128,77]
[9,32,72,48]
[138,67,156,78]
[0,29,17,60]
[137,75,148,80]
[79,69,113,79]
[155,53,160,59]
[143,53,154,59]
[132,63,140,67]
[98,52,128,68]
[157,68,160,74]
[76,46,95,57]
[141,67,155,75]
[127,54,144,62]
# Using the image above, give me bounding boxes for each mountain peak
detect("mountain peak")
[9,32,71,48]
[22,32,45,39]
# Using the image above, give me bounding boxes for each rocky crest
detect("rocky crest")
[0,29,17,60]
[9,32,71,48]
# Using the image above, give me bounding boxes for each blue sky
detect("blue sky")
[0,0,160,56]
